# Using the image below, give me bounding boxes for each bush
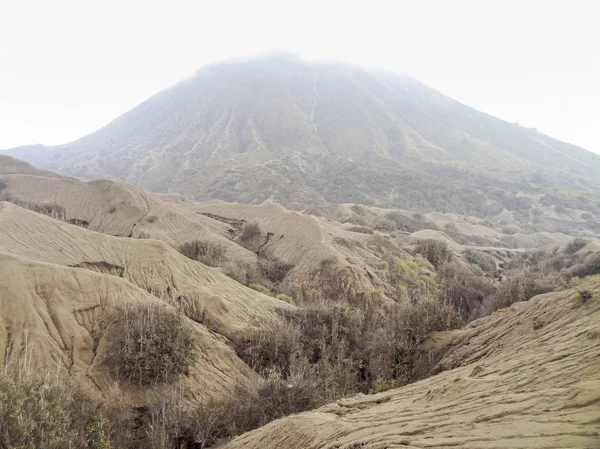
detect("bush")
[235,320,300,378]
[179,239,229,267]
[564,238,589,255]
[276,293,294,304]
[106,302,197,385]
[440,261,496,316]
[414,239,452,268]
[249,283,270,295]
[182,380,323,448]
[569,253,600,278]
[260,257,294,283]
[223,260,263,285]
[463,249,496,276]
[0,368,131,449]
[238,222,263,249]
[347,225,374,234]
[577,289,593,302]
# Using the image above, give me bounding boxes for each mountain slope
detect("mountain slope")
[6,54,600,217]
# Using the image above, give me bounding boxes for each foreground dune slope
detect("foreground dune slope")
[0,202,291,336]
[0,253,258,404]
[221,280,600,449]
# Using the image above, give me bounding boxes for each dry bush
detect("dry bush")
[463,248,497,276]
[414,239,452,269]
[276,293,294,304]
[248,282,270,295]
[235,320,301,378]
[223,260,262,285]
[476,270,555,317]
[564,237,589,255]
[0,367,131,449]
[106,302,197,385]
[178,239,228,267]
[389,259,441,302]
[347,225,374,234]
[369,298,463,383]
[383,211,438,233]
[238,222,263,250]
[307,257,359,302]
[183,380,323,448]
[260,257,294,283]
[569,253,600,278]
[439,261,496,317]
[476,244,600,318]
[577,289,593,303]
[143,386,192,449]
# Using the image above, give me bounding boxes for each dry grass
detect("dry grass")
[178,239,229,267]
[0,365,131,449]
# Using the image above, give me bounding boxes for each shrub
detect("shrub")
[347,225,374,234]
[393,298,463,349]
[106,302,197,385]
[223,260,263,285]
[0,368,131,449]
[179,239,229,267]
[307,258,359,302]
[414,239,452,268]
[183,380,323,448]
[440,261,496,316]
[276,294,294,304]
[249,283,270,295]
[235,320,301,378]
[372,376,401,393]
[261,257,294,283]
[577,289,593,303]
[463,249,496,275]
[565,238,589,255]
[239,222,263,249]
[476,270,556,317]
[569,253,600,278]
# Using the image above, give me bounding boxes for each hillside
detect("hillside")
[1,157,600,448]
[0,253,259,404]
[5,54,600,223]
[221,281,600,449]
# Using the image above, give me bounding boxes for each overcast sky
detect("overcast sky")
[1,0,598,153]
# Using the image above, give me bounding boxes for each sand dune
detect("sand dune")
[0,253,259,405]
[0,202,291,337]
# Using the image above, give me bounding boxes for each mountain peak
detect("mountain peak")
[5,57,600,217]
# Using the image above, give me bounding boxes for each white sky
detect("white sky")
[0,0,598,153]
